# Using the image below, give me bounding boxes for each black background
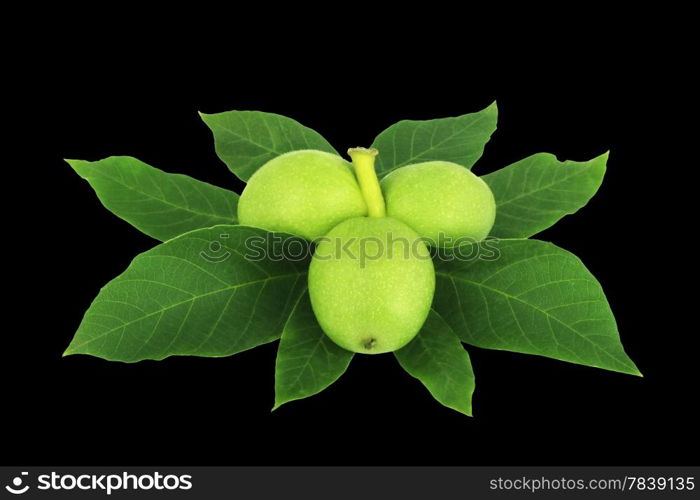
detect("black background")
[4,37,696,467]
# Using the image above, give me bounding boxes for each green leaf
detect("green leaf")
[65,226,309,362]
[67,156,238,242]
[395,310,475,416]
[434,239,640,375]
[483,152,607,238]
[273,292,353,410]
[370,102,497,177]
[199,110,338,181]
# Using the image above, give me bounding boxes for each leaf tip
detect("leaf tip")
[443,403,473,417]
[63,338,85,358]
[198,111,213,124]
[456,406,473,417]
[63,158,90,178]
[616,359,642,377]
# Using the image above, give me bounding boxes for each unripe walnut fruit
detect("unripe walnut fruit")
[381,161,496,246]
[238,150,367,240]
[308,216,435,354]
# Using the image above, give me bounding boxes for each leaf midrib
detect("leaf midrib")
[82,168,235,221]
[68,271,306,352]
[376,112,492,175]
[211,121,285,156]
[436,271,630,368]
[396,309,473,414]
[275,288,354,408]
[488,162,599,207]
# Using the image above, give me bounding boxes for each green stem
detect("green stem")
[348,147,386,217]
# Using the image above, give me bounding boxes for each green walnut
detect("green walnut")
[381,161,496,246]
[308,216,435,354]
[238,150,367,240]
